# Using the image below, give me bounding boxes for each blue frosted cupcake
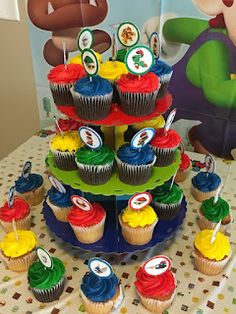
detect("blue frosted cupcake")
[151,59,173,98]
[115,144,156,185]
[191,171,222,202]
[15,174,45,206]
[71,76,113,120]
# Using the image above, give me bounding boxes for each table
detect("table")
[0,130,236,314]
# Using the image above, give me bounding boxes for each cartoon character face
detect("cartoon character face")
[121,26,136,44]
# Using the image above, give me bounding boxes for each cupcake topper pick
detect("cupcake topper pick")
[8,186,15,208]
[12,218,19,241]
[62,41,67,70]
[77,28,94,52]
[82,48,99,82]
[128,192,152,211]
[48,176,66,194]
[117,22,140,49]
[53,115,64,137]
[169,171,178,191]
[131,127,155,151]
[79,126,103,150]
[71,195,93,212]
[143,255,171,276]
[88,257,113,279]
[205,154,216,174]
[21,161,32,179]
[164,109,177,136]
[112,33,117,62]
[214,184,223,204]
[149,32,161,59]
[179,142,185,155]
[210,220,222,244]
[36,247,53,269]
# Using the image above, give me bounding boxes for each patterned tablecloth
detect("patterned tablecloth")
[0,130,236,314]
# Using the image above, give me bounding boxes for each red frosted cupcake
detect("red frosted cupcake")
[55,118,83,133]
[48,64,86,106]
[175,152,191,182]
[116,72,159,116]
[0,197,31,232]
[150,128,182,166]
[68,202,106,244]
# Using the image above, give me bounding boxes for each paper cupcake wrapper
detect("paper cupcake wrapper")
[50,149,77,171]
[16,184,45,207]
[30,277,65,303]
[175,167,191,183]
[197,209,231,233]
[193,250,231,276]
[70,215,106,244]
[80,289,115,314]
[115,155,156,185]
[118,215,158,245]
[191,186,219,202]
[137,290,175,313]
[151,146,177,167]
[152,195,183,220]
[46,198,72,222]
[71,88,113,120]
[117,88,158,116]
[50,82,75,106]
[0,211,32,233]
[0,249,36,272]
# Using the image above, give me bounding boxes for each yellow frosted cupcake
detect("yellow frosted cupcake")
[0,230,37,272]
[50,131,83,170]
[69,52,102,65]
[119,204,158,245]
[193,229,231,275]
[133,115,165,131]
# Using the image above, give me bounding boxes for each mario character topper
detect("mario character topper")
[149,32,161,59]
[125,45,154,75]
[128,192,152,210]
[48,176,66,194]
[36,247,53,269]
[71,196,93,212]
[131,127,155,149]
[88,258,113,279]
[143,256,171,276]
[117,22,140,47]
[79,126,103,150]
[205,154,216,174]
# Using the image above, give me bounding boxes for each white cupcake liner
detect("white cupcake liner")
[0,211,32,233]
[50,82,75,106]
[137,290,175,313]
[117,87,158,116]
[115,155,156,185]
[16,184,45,207]
[197,209,231,233]
[0,249,36,272]
[71,88,113,120]
[80,289,114,314]
[157,72,173,99]
[152,194,183,220]
[151,146,177,167]
[50,149,77,170]
[46,197,72,222]
[191,186,218,202]
[175,167,191,182]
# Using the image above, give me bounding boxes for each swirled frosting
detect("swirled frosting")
[194,229,230,261]
[150,128,182,149]
[179,153,191,170]
[50,131,83,152]
[48,64,86,84]
[116,49,127,63]
[151,59,173,77]
[81,272,119,302]
[135,266,175,299]
[99,61,128,82]
[76,145,114,166]
[117,144,155,165]
[48,186,74,208]
[133,116,165,131]
[151,182,183,205]
[28,257,65,289]
[192,172,221,192]
[68,203,106,227]
[200,197,230,223]
[0,230,37,258]
[0,197,30,222]
[74,76,112,97]
[121,205,157,228]
[15,174,43,194]
[56,119,83,133]
[69,52,102,65]
[116,72,159,93]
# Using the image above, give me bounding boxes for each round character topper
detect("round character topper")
[128,192,152,211]
[205,154,215,173]
[164,109,177,134]
[82,49,99,77]
[77,28,94,51]
[79,126,103,150]
[8,186,15,208]
[125,45,154,76]
[22,161,32,179]
[149,32,161,59]
[36,247,53,269]
[143,255,171,276]
[48,176,66,194]
[117,22,140,47]
[179,142,185,155]
[71,196,93,212]
[131,127,155,149]
[88,258,113,279]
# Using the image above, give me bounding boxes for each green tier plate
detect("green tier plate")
[45,150,181,196]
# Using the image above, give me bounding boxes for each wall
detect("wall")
[0,1,39,160]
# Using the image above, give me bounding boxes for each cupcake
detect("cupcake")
[48,63,86,106]
[75,145,114,185]
[133,115,165,131]
[193,229,231,275]
[116,144,156,185]
[0,230,37,272]
[191,171,221,202]
[0,197,31,232]
[28,256,65,302]
[15,172,45,206]
[175,152,191,182]
[69,52,102,65]
[71,76,113,120]
[198,197,231,233]
[119,204,158,245]
[151,182,183,220]
[150,128,182,167]
[135,257,176,313]
[68,202,106,243]
[116,72,159,116]
[55,118,83,133]
[50,130,83,170]
[150,59,173,98]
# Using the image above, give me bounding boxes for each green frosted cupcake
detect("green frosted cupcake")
[75,145,115,185]
[28,257,65,303]
[151,182,183,220]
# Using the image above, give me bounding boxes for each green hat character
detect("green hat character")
[84,56,95,71]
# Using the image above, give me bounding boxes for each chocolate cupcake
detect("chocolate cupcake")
[150,59,173,98]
